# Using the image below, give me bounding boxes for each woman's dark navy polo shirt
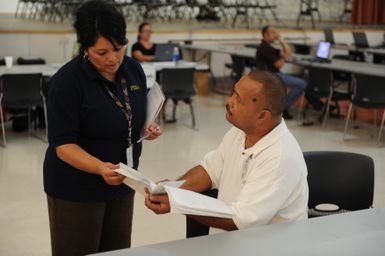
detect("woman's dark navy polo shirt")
[43,55,147,202]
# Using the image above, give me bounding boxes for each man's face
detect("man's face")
[226,76,266,131]
[264,27,280,43]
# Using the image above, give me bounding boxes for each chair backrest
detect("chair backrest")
[0,58,5,66]
[292,43,311,55]
[323,28,335,44]
[373,53,385,65]
[304,151,374,211]
[160,68,195,99]
[230,55,245,81]
[0,73,43,108]
[306,67,333,97]
[353,74,385,106]
[16,57,46,65]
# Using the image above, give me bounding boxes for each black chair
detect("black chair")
[323,28,335,44]
[16,57,46,65]
[296,0,321,29]
[343,74,385,145]
[0,73,47,146]
[300,67,351,126]
[186,189,218,238]
[292,43,311,55]
[159,68,196,128]
[373,53,385,65]
[304,151,374,218]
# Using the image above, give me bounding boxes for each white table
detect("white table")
[290,56,385,77]
[95,207,385,256]
[181,44,256,59]
[0,64,60,77]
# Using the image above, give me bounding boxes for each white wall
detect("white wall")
[0,0,18,13]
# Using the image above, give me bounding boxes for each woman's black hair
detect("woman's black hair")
[137,22,151,41]
[74,0,128,50]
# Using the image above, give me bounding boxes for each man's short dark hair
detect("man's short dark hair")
[261,25,271,37]
[74,0,128,50]
[248,70,287,117]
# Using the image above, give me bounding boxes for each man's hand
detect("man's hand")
[97,162,125,186]
[144,188,171,214]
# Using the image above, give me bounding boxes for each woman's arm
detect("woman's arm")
[132,50,155,62]
[56,144,125,185]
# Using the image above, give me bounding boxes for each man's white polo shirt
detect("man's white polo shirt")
[200,120,309,230]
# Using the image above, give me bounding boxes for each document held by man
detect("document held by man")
[116,163,234,219]
[165,186,234,219]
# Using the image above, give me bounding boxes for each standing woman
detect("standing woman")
[131,22,156,62]
[43,1,161,255]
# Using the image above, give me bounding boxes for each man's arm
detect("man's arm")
[177,165,213,192]
[278,35,291,59]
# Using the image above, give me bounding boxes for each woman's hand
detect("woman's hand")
[144,122,162,141]
[97,162,125,186]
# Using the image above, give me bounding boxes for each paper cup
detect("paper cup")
[5,56,13,68]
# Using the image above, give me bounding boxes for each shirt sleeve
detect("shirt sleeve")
[47,71,82,147]
[231,156,295,229]
[259,44,282,65]
[131,42,140,55]
[200,128,236,189]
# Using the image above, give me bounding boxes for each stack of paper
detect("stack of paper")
[137,82,165,142]
[115,163,184,195]
[116,163,234,219]
[165,186,234,219]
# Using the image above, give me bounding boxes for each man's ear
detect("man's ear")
[258,110,271,121]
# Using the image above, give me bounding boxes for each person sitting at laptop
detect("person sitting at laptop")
[131,22,155,62]
[257,26,326,119]
[144,70,309,232]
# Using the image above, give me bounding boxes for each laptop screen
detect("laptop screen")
[316,41,331,59]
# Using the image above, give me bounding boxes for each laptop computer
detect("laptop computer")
[352,32,369,48]
[154,43,178,61]
[300,41,331,63]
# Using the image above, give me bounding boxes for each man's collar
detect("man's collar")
[239,120,287,157]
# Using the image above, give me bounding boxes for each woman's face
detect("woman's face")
[139,25,152,42]
[85,36,126,77]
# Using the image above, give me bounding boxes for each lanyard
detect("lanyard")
[103,77,133,146]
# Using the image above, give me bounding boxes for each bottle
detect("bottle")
[172,47,180,66]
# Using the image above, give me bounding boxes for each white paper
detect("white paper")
[137,82,165,143]
[165,186,234,219]
[115,163,184,195]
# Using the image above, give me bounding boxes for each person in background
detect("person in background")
[256,26,307,120]
[144,70,309,233]
[131,22,155,62]
[43,1,161,255]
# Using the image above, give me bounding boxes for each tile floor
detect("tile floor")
[0,94,384,255]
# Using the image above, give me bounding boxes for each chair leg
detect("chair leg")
[378,110,385,146]
[172,101,178,121]
[296,95,305,125]
[343,103,353,141]
[322,92,333,127]
[0,104,6,147]
[189,102,196,128]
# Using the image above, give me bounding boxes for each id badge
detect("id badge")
[126,146,134,168]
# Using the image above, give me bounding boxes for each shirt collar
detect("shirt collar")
[238,120,287,158]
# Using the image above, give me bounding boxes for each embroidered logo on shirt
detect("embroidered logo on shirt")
[130,85,141,91]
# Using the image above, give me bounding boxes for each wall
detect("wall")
[0,0,349,21]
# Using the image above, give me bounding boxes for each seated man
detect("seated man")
[256,25,308,120]
[145,70,309,232]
